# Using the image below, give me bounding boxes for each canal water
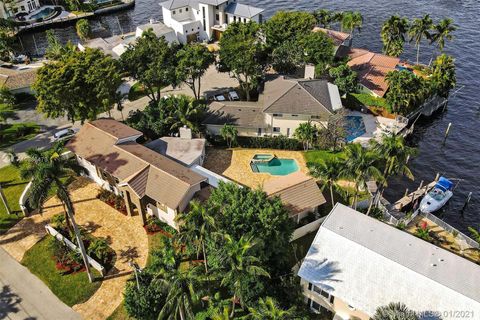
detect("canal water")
[18,0,480,234]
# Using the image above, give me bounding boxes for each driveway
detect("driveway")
[0,178,149,320]
[0,247,81,320]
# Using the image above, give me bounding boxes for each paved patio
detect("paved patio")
[0,178,149,320]
[203,148,308,189]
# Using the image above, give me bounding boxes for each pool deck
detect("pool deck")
[348,111,408,145]
[203,148,308,189]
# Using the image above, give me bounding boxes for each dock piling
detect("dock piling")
[461,192,472,212]
[443,122,452,143]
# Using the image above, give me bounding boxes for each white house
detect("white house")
[298,203,480,320]
[159,0,264,43]
[0,0,40,19]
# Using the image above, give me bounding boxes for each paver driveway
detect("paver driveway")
[0,178,149,320]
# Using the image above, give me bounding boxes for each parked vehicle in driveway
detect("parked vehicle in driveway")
[53,128,79,141]
[228,90,240,101]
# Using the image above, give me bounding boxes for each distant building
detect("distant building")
[0,0,40,19]
[0,65,38,94]
[159,0,264,43]
[298,203,480,319]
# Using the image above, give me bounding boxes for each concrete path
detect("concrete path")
[0,247,81,320]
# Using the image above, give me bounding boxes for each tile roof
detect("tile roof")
[146,137,206,166]
[298,203,480,317]
[224,2,264,18]
[89,118,143,140]
[346,48,400,97]
[202,102,267,128]
[0,67,37,90]
[263,172,326,215]
[313,27,350,46]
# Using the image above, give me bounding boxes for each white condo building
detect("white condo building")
[159,0,264,43]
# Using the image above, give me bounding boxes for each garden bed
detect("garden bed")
[143,216,176,237]
[97,189,128,215]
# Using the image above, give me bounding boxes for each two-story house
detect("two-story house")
[159,0,264,43]
[0,0,40,19]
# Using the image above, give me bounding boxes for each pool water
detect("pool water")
[30,7,54,20]
[344,115,366,142]
[251,156,299,176]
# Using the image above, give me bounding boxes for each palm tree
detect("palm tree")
[468,227,480,243]
[342,11,363,42]
[408,14,433,65]
[313,9,333,28]
[308,157,344,208]
[430,18,456,52]
[381,15,409,57]
[294,121,317,151]
[372,302,419,320]
[332,12,345,31]
[220,124,238,148]
[217,235,270,317]
[167,96,202,133]
[247,297,296,320]
[342,143,384,209]
[20,142,94,282]
[157,266,204,320]
[175,200,216,273]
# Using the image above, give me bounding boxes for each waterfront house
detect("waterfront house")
[203,76,343,137]
[298,203,480,319]
[0,0,40,19]
[159,0,264,43]
[66,119,207,229]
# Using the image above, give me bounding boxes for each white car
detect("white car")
[53,128,79,141]
[215,94,226,101]
[228,90,240,101]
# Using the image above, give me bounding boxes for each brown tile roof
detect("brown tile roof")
[346,48,400,97]
[89,119,143,140]
[313,27,350,46]
[0,67,37,90]
[263,172,326,215]
[67,120,206,209]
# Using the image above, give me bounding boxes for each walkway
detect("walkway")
[0,247,81,320]
[0,178,149,320]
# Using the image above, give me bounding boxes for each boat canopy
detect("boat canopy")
[435,177,453,192]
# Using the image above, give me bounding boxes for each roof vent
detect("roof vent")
[431,263,437,267]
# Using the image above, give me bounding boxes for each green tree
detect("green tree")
[76,19,91,41]
[408,14,433,65]
[372,302,419,320]
[308,157,344,208]
[167,95,205,133]
[430,54,456,98]
[264,11,316,49]
[468,227,480,243]
[0,86,15,105]
[45,30,75,60]
[317,112,346,151]
[247,297,296,320]
[218,22,267,101]
[341,11,363,41]
[271,40,305,74]
[313,9,334,28]
[381,15,409,57]
[216,235,270,317]
[176,43,215,99]
[0,104,15,128]
[20,142,94,282]
[329,64,358,94]
[121,30,179,104]
[0,22,14,61]
[385,70,429,115]
[220,124,238,148]
[301,31,335,75]
[34,48,122,123]
[342,143,384,209]
[294,121,317,150]
[430,18,456,52]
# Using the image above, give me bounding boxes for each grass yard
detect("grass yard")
[304,150,345,165]
[106,302,133,320]
[0,122,41,149]
[21,236,102,306]
[128,83,163,101]
[0,165,28,233]
[346,93,391,111]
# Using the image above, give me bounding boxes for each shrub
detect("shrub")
[238,136,302,150]
[87,238,111,266]
[50,213,66,230]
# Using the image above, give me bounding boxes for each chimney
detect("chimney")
[179,126,192,140]
[304,64,315,79]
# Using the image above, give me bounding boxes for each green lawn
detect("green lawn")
[0,165,28,233]
[128,83,164,101]
[0,123,41,149]
[304,150,345,165]
[21,236,102,306]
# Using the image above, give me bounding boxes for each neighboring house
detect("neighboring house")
[263,171,326,223]
[160,0,264,43]
[203,76,343,137]
[66,119,207,229]
[146,127,206,167]
[298,203,480,319]
[342,47,400,98]
[135,20,178,42]
[0,66,38,94]
[0,0,40,19]
[313,27,351,56]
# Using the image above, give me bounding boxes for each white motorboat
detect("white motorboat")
[419,177,454,213]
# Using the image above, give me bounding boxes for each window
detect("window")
[291,114,298,117]
[216,13,219,21]
[244,18,247,23]
[215,5,219,9]
[179,9,182,13]
[192,28,194,31]
[286,128,290,136]
[186,7,188,11]
[202,7,206,31]
[311,300,321,312]
[172,10,176,14]
[311,115,320,119]
[272,113,283,117]
[273,127,281,133]
[21,5,25,11]
[311,284,331,300]
[233,16,237,22]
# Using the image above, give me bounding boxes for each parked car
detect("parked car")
[215,94,226,101]
[228,90,240,101]
[53,128,79,141]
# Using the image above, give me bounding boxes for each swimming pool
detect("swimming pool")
[344,115,366,142]
[251,155,299,176]
[29,7,55,20]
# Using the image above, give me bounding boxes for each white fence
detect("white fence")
[291,217,326,241]
[45,224,106,276]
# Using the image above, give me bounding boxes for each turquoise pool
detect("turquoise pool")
[251,155,299,176]
[344,115,366,142]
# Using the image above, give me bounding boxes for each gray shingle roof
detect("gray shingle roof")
[146,137,206,167]
[203,102,267,128]
[224,2,264,18]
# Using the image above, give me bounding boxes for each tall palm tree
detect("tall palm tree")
[372,302,419,320]
[342,143,384,209]
[381,15,409,57]
[20,142,94,282]
[308,157,344,208]
[157,266,204,320]
[175,200,216,273]
[408,14,433,65]
[430,18,456,52]
[217,235,270,317]
[167,96,202,133]
[313,9,333,28]
[342,11,363,42]
[294,121,317,151]
[247,297,296,320]
[332,12,345,31]
[220,124,238,148]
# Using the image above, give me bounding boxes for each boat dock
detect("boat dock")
[392,181,437,211]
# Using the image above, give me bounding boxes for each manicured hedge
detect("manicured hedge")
[208,134,303,150]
